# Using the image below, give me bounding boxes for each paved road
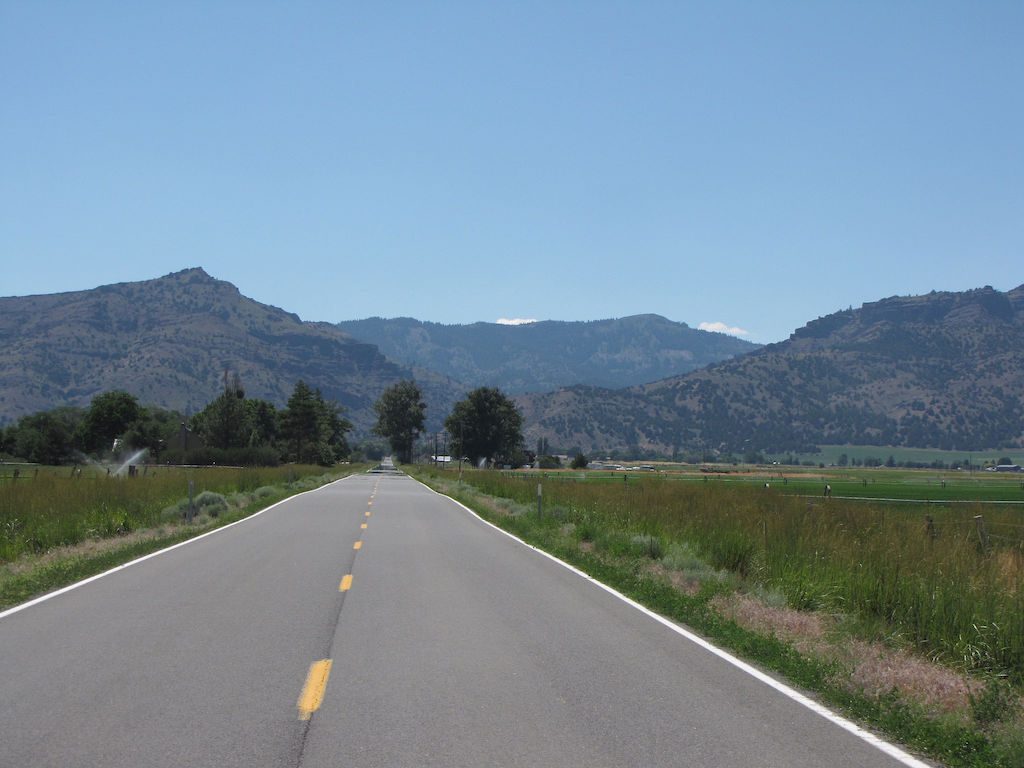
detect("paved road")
[0,473,930,767]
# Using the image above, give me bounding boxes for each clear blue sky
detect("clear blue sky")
[2,2,1021,344]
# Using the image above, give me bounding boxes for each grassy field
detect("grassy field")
[776,444,1024,467]
[0,463,369,609]
[478,468,1024,675]
[537,465,1024,505]
[0,463,347,563]
[418,465,1024,767]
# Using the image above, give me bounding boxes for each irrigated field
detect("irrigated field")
[462,466,1024,679]
[575,465,1024,504]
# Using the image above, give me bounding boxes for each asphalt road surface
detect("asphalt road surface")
[0,472,932,767]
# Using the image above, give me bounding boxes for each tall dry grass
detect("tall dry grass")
[0,465,325,562]
[462,471,1024,678]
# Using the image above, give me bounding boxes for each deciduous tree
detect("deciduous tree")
[9,407,84,465]
[77,391,141,454]
[373,381,426,464]
[445,387,523,467]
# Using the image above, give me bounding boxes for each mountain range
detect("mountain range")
[0,269,750,436]
[0,268,457,432]
[3,269,1022,455]
[517,285,1024,455]
[337,315,756,393]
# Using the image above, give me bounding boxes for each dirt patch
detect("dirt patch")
[647,562,703,596]
[845,640,985,716]
[711,592,988,719]
[711,593,831,655]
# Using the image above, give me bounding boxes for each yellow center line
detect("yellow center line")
[339,574,353,591]
[353,541,362,550]
[365,511,371,517]
[297,659,332,721]
[361,523,367,530]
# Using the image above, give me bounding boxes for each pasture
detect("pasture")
[460,464,1024,678]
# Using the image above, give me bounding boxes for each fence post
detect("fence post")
[925,515,937,543]
[974,514,990,552]
[188,479,196,523]
[537,482,543,520]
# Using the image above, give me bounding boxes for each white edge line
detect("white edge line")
[0,475,357,622]
[414,477,934,768]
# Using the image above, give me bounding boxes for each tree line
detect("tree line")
[1,377,534,470]
[0,379,350,467]
[372,382,529,468]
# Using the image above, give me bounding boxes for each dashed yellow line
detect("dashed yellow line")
[365,511,371,518]
[361,523,367,530]
[297,659,332,721]
[353,541,362,550]
[339,574,353,592]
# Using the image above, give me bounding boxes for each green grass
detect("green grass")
[730,472,1024,504]
[531,465,1024,504]
[438,468,1024,676]
[0,464,368,609]
[785,445,1024,467]
[416,467,1016,767]
[0,464,342,562]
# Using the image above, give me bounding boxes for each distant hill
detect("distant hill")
[337,314,758,393]
[518,285,1024,455]
[0,268,459,431]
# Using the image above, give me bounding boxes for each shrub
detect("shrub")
[661,541,706,572]
[193,491,227,517]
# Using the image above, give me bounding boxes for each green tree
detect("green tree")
[372,380,426,464]
[191,373,251,450]
[245,399,279,447]
[570,453,589,469]
[280,381,351,465]
[316,396,352,464]
[9,407,84,465]
[123,406,181,460]
[77,391,142,454]
[444,387,523,467]
[280,381,319,462]
[193,389,250,450]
